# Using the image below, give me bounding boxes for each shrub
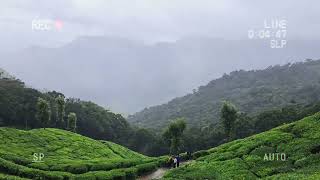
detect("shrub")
[27,162,50,171]
[89,162,116,171]
[294,154,320,168]
[156,156,170,167]
[66,164,88,174]
[0,173,29,180]
[89,159,145,172]
[0,157,73,180]
[192,150,209,159]
[123,167,137,179]
[77,169,128,180]
[50,164,69,171]
[135,162,158,175]
[179,152,191,161]
[0,154,31,166]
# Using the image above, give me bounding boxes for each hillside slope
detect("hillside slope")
[128,59,320,129]
[0,77,134,148]
[0,128,165,179]
[164,112,320,179]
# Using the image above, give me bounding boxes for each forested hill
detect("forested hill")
[0,75,131,146]
[0,69,169,156]
[128,59,320,129]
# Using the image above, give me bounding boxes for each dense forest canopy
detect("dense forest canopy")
[128,59,320,130]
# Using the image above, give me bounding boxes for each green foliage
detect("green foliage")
[192,150,209,159]
[66,164,88,174]
[164,113,320,179]
[67,112,77,132]
[163,118,186,155]
[135,162,158,175]
[65,98,132,145]
[76,167,138,180]
[234,112,254,138]
[35,98,51,129]
[0,78,42,129]
[0,127,162,179]
[55,95,65,127]
[0,173,29,180]
[126,128,167,156]
[172,101,320,157]
[220,101,237,139]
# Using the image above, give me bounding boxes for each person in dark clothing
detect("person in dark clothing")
[187,151,191,160]
[176,155,180,167]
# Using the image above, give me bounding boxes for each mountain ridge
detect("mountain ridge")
[2,36,320,113]
[128,59,320,129]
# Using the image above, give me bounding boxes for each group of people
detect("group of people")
[169,155,180,168]
[168,151,192,168]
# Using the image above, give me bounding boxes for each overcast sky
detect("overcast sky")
[1,1,320,114]
[1,0,320,51]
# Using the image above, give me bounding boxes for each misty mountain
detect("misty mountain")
[0,68,14,79]
[128,60,320,129]
[1,36,320,114]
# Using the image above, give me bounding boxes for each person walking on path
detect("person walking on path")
[176,155,180,167]
[173,157,177,168]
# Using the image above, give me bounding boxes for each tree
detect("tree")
[221,101,237,139]
[234,112,254,138]
[67,112,77,132]
[163,118,186,155]
[36,97,51,129]
[55,95,65,128]
[128,128,160,155]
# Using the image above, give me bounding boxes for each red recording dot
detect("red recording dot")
[55,20,63,30]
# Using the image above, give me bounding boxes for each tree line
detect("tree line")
[156,100,320,155]
[0,78,132,148]
[35,96,77,132]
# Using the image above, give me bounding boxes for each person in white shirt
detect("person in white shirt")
[173,157,177,168]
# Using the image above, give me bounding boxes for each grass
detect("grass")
[163,112,320,179]
[0,127,165,179]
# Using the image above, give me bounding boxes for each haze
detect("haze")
[1,0,320,114]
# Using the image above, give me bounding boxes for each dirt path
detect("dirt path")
[137,167,168,180]
[137,161,193,180]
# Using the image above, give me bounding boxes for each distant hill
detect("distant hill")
[0,127,164,179]
[2,37,320,113]
[164,112,320,179]
[128,59,320,129]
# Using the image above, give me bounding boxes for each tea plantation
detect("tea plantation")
[1,114,319,179]
[0,128,167,179]
[164,112,320,179]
